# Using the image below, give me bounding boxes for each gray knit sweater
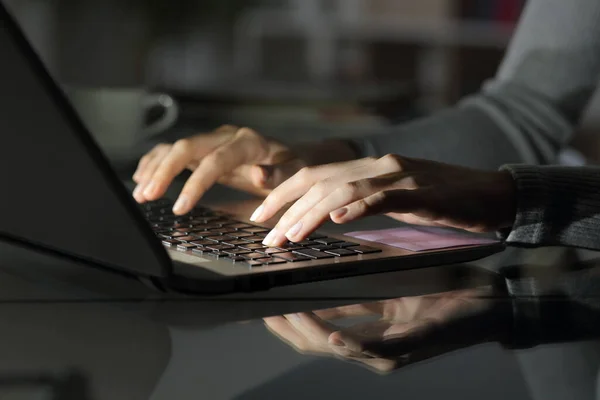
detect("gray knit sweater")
[351,0,600,250]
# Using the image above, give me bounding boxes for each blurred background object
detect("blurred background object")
[5,0,595,164]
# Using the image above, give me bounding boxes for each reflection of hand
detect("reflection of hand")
[132,125,357,215]
[264,287,512,373]
[251,155,516,247]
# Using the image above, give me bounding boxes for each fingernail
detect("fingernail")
[133,184,144,199]
[173,195,189,214]
[331,207,348,220]
[285,221,303,239]
[250,205,265,222]
[143,181,157,198]
[329,337,346,348]
[262,229,278,246]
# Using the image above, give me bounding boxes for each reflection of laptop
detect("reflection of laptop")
[0,5,505,294]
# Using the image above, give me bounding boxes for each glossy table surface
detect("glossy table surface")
[1,179,600,400]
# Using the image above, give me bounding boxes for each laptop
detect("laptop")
[0,4,505,294]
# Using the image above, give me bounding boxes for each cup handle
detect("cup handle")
[141,94,179,138]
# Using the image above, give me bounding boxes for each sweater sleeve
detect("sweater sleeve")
[351,0,600,170]
[500,165,600,250]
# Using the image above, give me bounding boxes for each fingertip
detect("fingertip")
[132,184,147,203]
[172,195,191,215]
[330,207,349,223]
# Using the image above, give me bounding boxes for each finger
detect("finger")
[261,156,408,246]
[334,319,437,358]
[284,313,337,348]
[331,188,431,224]
[251,157,377,224]
[264,316,327,355]
[283,174,416,243]
[172,128,269,214]
[313,302,384,321]
[132,152,154,183]
[141,139,199,201]
[133,146,171,202]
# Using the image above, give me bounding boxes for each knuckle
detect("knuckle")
[353,199,370,214]
[402,176,419,189]
[380,154,403,170]
[217,124,238,132]
[173,138,193,152]
[139,154,152,165]
[202,155,219,168]
[339,181,361,198]
[297,166,314,180]
[155,143,171,152]
[310,181,330,198]
[236,127,260,139]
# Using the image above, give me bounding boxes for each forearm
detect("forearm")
[352,0,600,170]
[502,165,600,250]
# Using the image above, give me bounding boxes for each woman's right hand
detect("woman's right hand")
[132,125,358,215]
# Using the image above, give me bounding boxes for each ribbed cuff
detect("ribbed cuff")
[499,164,549,246]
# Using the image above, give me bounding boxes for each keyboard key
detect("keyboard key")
[192,248,207,256]
[203,251,229,259]
[223,248,252,256]
[222,239,253,246]
[258,248,287,255]
[201,235,224,241]
[175,236,199,243]
[256,257,286,265]
[227,232,255,239]
[349,246,382,254]
[244,235,266,243]
[242,227,270,234]
[229,223,253,230]
[239,243,267,251]
[272,252,311,262]
[293,249,335,259]
[177,243,198,251]
[190,240,215,247]
[314,237,343,245]
[243,260,264,268]
[228,256,247,263]
[172,223,193,229]
[205,244,235,252]
[336,241,359,248]
[170,232,188,238]
[162,239,181,247]
[277,243,304,251]
[292,240,319,247]
[243,252,268,260]
[324,248,357,257]
[207,228,236,235]
[310,244,335,251]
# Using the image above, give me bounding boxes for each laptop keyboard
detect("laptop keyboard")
[140,199,381,268]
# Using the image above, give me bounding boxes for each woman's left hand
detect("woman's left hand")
[249,154,517,247]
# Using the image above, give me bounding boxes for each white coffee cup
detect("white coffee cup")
[65,87,179,160]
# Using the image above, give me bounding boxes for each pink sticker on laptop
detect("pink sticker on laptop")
[344,226,499,252]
